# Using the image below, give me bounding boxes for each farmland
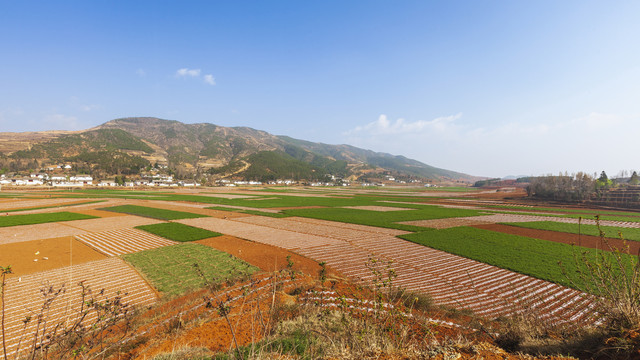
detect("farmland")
[0,186,639,358]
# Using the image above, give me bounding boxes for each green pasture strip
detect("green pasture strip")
[0,200,105,214]
[122,243,258,297]
[399,227,635,291]
[99,205,207,220]
[282,205,484,231]
[0,193,28,198]
[505,221,640,242]
[136,222,222,242]
[206,206,291,218]
[0,211,97,227]
[486,205,640,218]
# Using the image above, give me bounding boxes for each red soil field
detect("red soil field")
[196,234,340,277]
[0,236,107,278]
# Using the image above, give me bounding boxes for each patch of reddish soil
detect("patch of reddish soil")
[196,235,340,277]
[473,223,640,254]
[0,236,107,278]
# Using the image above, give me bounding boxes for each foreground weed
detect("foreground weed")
[1,266,12,360]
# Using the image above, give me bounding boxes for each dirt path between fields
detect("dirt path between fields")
[473,223,640,254]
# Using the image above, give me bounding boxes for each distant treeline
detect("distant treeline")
[526,171,640,202]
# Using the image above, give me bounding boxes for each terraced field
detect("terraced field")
[1,257,157,357]
[75,228,177,256]
[179,215,597,324]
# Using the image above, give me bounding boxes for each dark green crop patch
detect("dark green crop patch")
[100,205,208,220]
[136,222,222,242]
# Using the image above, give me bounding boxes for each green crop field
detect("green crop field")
[282,205,484,231]
[136,222,222,242]
[0,211,97,227]
[506,221,640,242]
[399,226,633,291]
[206,206,291,218]
[122,243,258,297]
[100,205,208,220]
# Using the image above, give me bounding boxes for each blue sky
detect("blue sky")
[1,1,639,178]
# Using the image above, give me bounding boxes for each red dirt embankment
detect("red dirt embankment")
[196,234,340,276]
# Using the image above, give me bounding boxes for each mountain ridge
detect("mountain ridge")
[0,117,478,182]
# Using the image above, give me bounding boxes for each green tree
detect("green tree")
[630,171,639,185]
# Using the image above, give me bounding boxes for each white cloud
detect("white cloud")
[343,112,640,177]
[204,74,216,85]
[176,68,201,77]
[345,113,462,136]
[136,68,146,77]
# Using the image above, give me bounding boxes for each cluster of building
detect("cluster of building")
[0,173,200,188]
[0,174,93,187]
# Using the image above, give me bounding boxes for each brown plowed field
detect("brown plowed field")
[196,235,338,276]
[60,214,163,232]
[473,223,640,254]
[0,222,88,245]
[0,197,86,211]
[0,236,107,278]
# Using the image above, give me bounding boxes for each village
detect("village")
[0,165,436,189]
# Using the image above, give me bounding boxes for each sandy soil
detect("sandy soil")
[0,236,107,278]
[0,223,88,245]
[0,197,86,210]
[59,215,163,232]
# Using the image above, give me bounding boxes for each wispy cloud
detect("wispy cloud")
[345,113,462,136]
[176,68,201,77]
[136,68,146,77]
[343,112,640,177]
[203,74,215,85]
[175,68,216,86]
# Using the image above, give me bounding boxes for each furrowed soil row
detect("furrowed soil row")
[75,228,176,256]
[179,215,597,324]
[0,257,157,357]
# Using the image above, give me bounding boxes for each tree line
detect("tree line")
[526,170,640,202]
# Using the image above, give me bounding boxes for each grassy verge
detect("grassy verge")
[0,211,97,227]
[399,226,634,291]
[122,243,258,297]
[136,222,222,242]
[506,221,640,242]
[100,205,208,220]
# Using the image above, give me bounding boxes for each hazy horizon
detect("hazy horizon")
[1,1,638,178]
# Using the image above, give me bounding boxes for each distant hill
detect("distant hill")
[0,117,477,182]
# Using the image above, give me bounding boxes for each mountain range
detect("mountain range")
[0,117,476,182]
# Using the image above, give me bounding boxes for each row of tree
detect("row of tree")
[526,171,640,201]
